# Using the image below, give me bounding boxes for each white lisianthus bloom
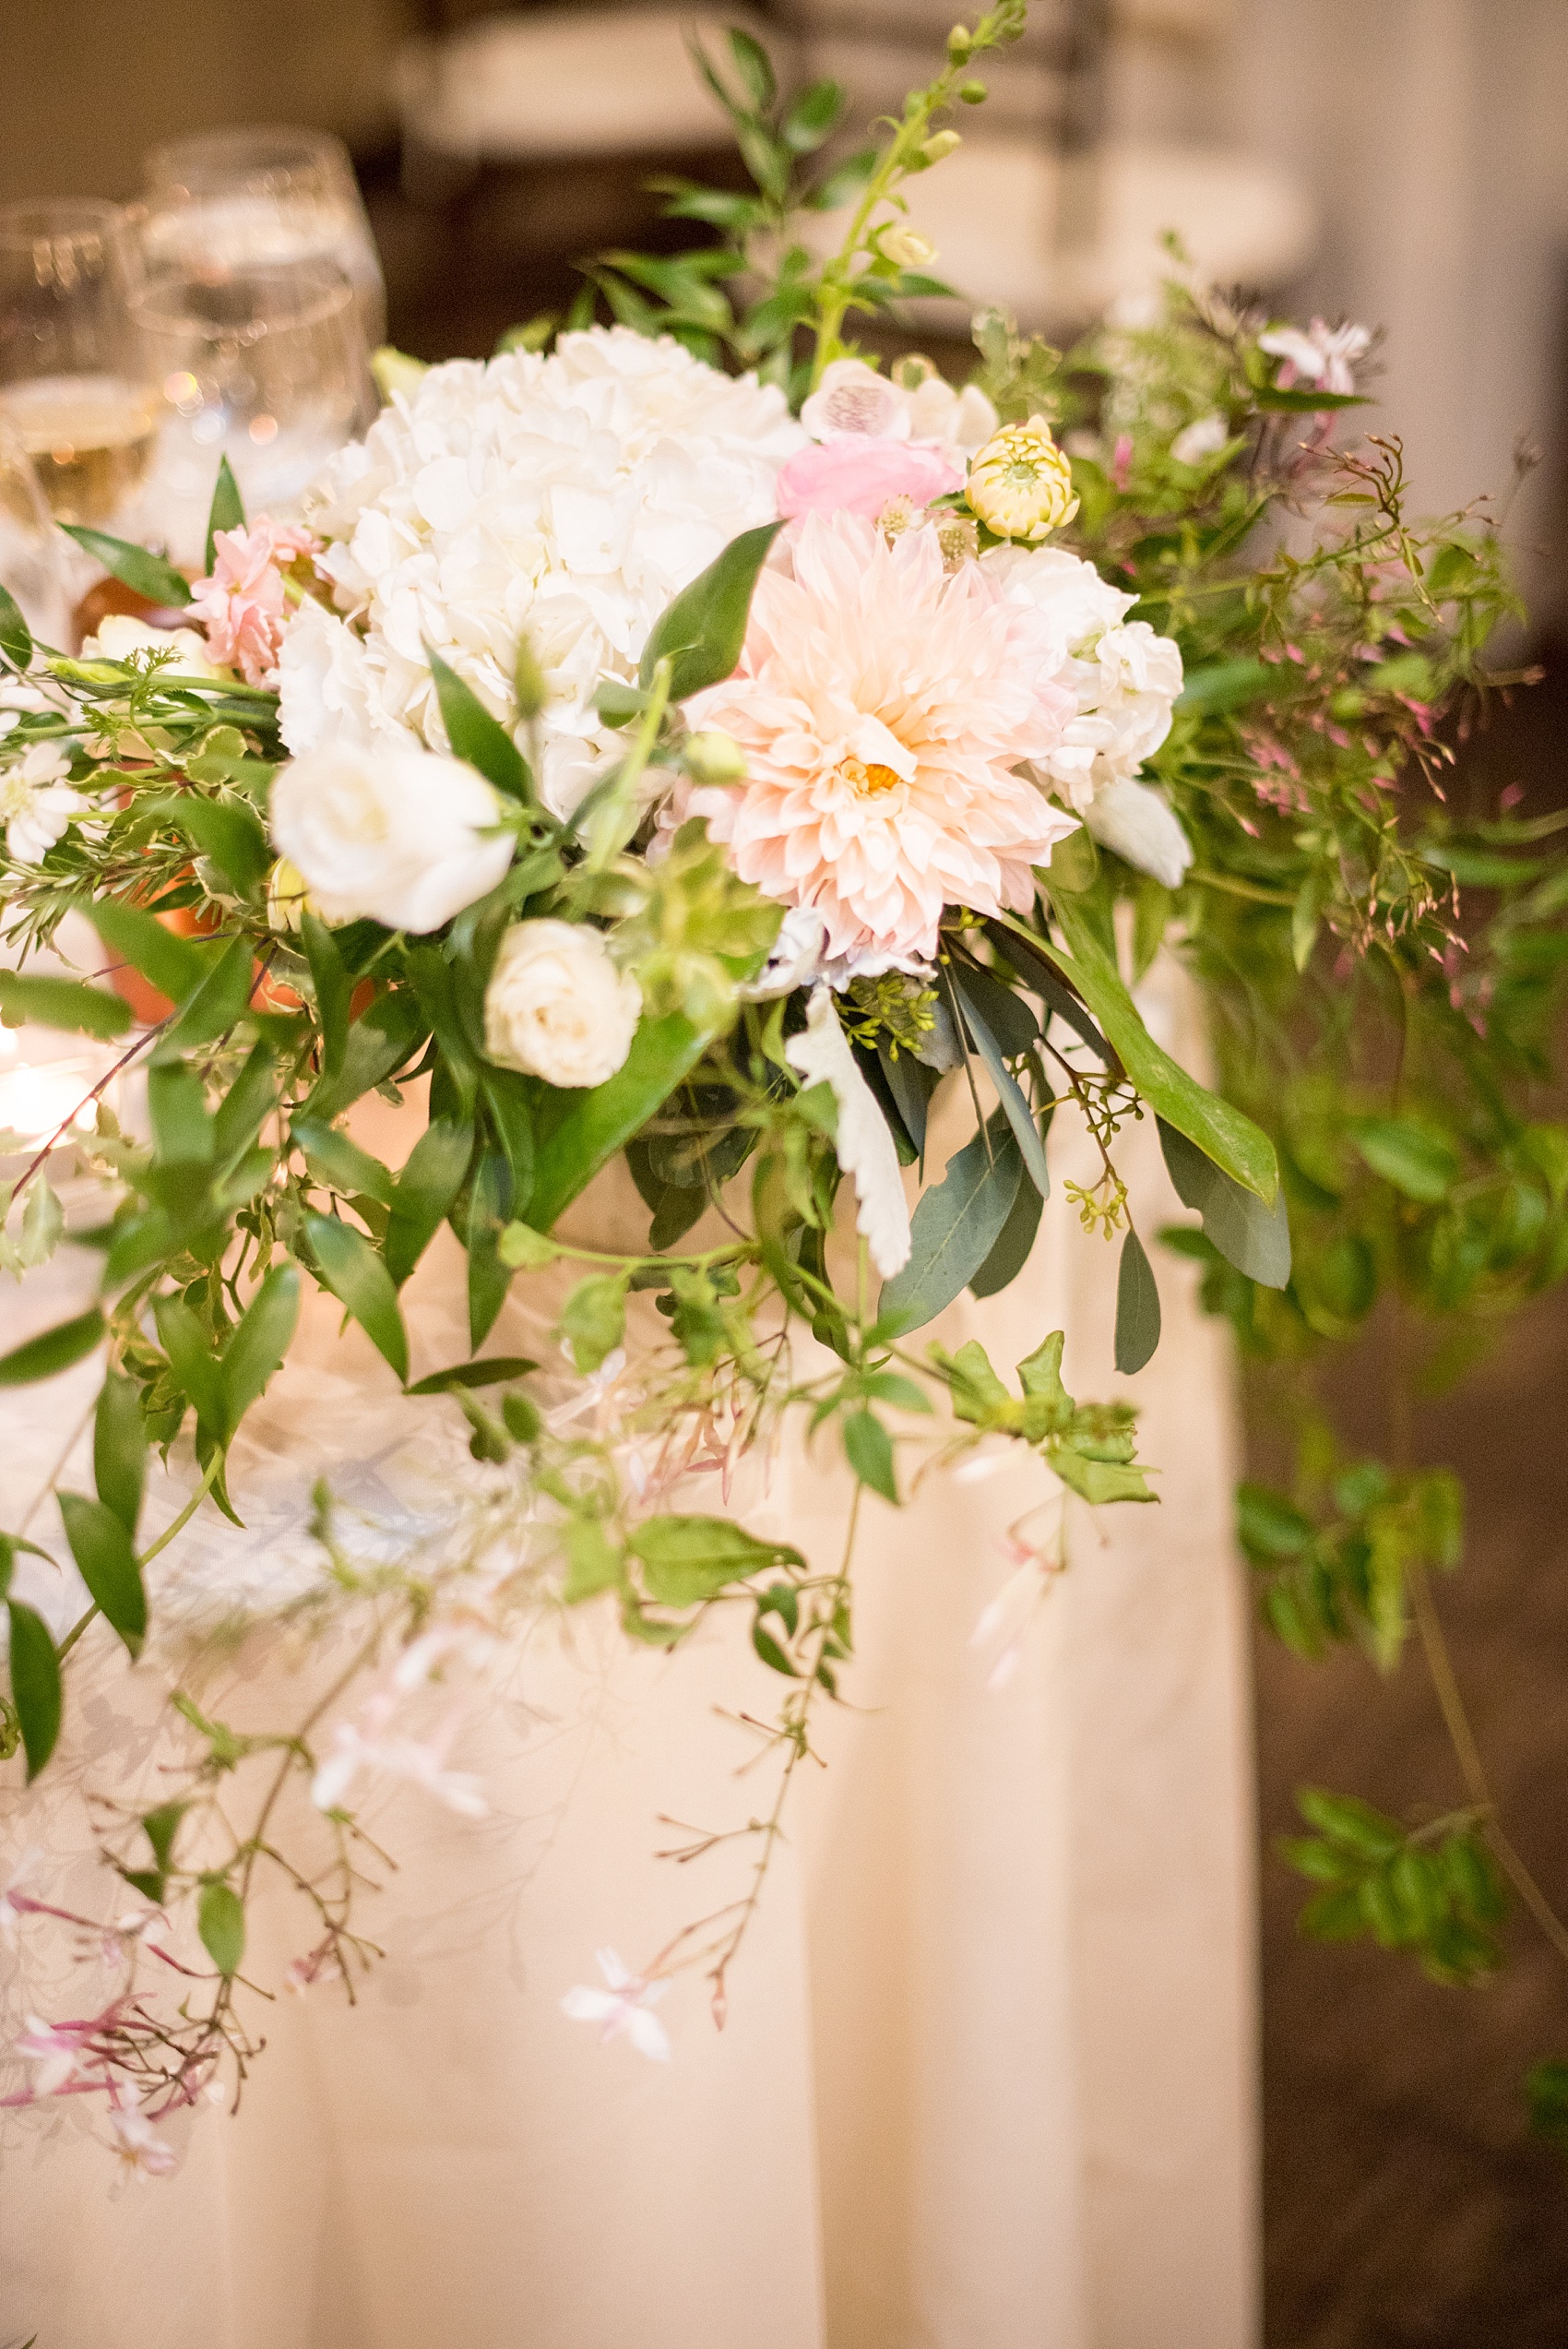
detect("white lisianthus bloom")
[1082,775,1194,889]
[269,743,511,933]
[482,918,642,1090]
[285,327,804,819]
[785,985,911,1278]
[0,740,87,864]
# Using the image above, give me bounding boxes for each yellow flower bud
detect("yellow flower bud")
[966,416,1079,542]
[266,856,312,934]
[880,224,939,270]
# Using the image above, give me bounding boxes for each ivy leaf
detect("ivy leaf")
[7,1600,62,1779]
[0,1306,104,1387]
[1113,1226,1161,1374]
[94,1369,148,1537]
[629,1513,803,1607]
[0,971,131,1040]
[57,1492,146,1657]
[879,1111,1023,1335]
[425,643,530,802]
[197,1879,245,1976]
[639,521,782,704]
[59,524,193,608]
[843,1408,898,1503]
[1158,1118,1290,1288]
[303,1211,409,1382]
[204,453,244,574]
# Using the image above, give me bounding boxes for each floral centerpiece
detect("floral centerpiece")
[3,5,1565,2167]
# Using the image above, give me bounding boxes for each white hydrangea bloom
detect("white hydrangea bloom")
[282,327,805,817]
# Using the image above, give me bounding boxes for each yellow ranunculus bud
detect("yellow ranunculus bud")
[966,416,1079,542]
[266,856,312,934]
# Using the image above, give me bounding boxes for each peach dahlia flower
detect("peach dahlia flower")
[683,512,1079,972]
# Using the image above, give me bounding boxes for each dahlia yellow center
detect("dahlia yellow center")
[967,418,1080,543]
[841,757,905,796]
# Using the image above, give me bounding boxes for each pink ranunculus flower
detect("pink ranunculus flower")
[189,518,322,687]
[776,437,962,523]
[678,510,1079,972]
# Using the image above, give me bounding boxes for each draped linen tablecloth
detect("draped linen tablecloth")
[0,968,1258,2349]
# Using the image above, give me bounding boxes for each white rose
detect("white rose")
[482,919,642,1089]
[1082,776,1194,890]
[269,743,512,933]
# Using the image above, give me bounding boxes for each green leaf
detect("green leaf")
[299,912,351,1079]
[498,1220,560,1270]
[1527,2061,1568,2151]
[220,1264,300,1439]
[156,933,255,1055]
[781,75,843,152]
[7,1601,62,1779]
[638,521,782,704]
[843,1408,897,1503]
[197,1878,245,1975]
[153,1293,225,1438]
[1158,1118,1290,1287]
[299,988,427,1123]
[1050,1445,1156,1504]
[1352,1118,1459,1205]
[385,1117,473,1287]
[291,1116,394,1208]
[211,1039,279,1167]
[1174,659,1274,713]
[968,1169,1044,1300]
[1237,1483,1313,1559]
[57,1491,146,1657]
[94,1369,148,1537]
[879,1111,1023,1335]
[0,1306,104,1386]
[559,1273,626,1373]
[563,1518,624,1604]
[203,454,244,574]
[0,578,33,667]
[84,898,211,1006]
[1254,386,1368,411]
[1114,1226,1161,1373]
[147,1060,213,1163]
[1296,1786,1405,1861]
[1045,899,1278,1203]
[148,791,271,898]
[0,970,131,1040]
[466,1149,514,1349]
[528,1011,713,1230]
[950,971,1050,1198]
[59,524,193,608]
[303,1211,409,1382]
[727,23,776,106]
[425,643,529,801]
[629,1513,803,1607]
[407,1355,537,1396]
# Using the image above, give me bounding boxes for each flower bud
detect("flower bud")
[921,130,962,165]
[513,633,549,721]
[947,23,972,59]
[683,729,748,786]
[266,856,312,934]
[880,224,938,269]
[967,416,1080,541]
[959,78,988,102]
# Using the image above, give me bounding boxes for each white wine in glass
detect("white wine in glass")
[0,201,157,530]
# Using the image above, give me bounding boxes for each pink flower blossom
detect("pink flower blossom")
[777,438,961,523]
[1259,318,1371,398]
[311,1692,488,1819]
[189,518,321,686]
[105,2097,178,2176]
[15,2013,95,2097]
[562,1949,671,2060]
[0,1849,43,1947]
[676,511,1078,971]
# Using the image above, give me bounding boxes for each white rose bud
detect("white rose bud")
[482,919,642,1090]
[268,743,513,934]
[1082,776,1194,891]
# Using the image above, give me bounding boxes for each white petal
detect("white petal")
[1082,776,1194,889]
[785,986,911,1278]
[562,1986,618,2023]
[625,2007,672,2061]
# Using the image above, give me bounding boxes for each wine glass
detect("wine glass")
[0,200,160,530]
[129,255,376,566]
[0,413,71,646]
[141,125,386,349]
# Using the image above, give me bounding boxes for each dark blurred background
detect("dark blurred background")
[3,1,1566,2338]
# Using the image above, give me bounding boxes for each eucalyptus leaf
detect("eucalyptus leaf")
[528,1011,712,1230]
[1158,1118,1291,1288]
[950,972,1050,1199]
[879,1110,1024,1335]
[969,1167,1045,1300]
[1113,1226,1162,1373]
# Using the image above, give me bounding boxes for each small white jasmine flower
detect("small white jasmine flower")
[785,985,911,1278]
[0,739,88,864]
[105,2098,178,2177]
[562,1948,671,2060]
[1259,319,1370,397]
[15,2014,91,2097]
[0,1848,43,1947]
[1170,413,1229,467]
[311,1693,488,1819]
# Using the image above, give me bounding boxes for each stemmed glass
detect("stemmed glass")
[141,125,386,349]
[0,200,160,530]
[0,413,71,645]
[128,255,376,566]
